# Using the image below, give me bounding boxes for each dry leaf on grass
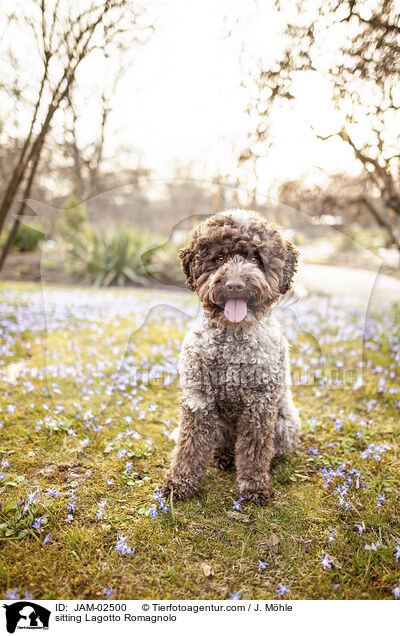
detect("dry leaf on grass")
[200,563,214,577]
[266,532,280,552]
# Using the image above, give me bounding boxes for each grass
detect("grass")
[0,281,399,600]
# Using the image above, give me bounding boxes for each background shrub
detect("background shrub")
[68,226,159,287]
[13,223,44,252]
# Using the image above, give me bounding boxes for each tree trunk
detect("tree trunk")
[0,139,45,270]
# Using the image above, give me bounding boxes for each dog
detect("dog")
[162,209,300,505]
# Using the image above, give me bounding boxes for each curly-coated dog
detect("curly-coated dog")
[162,209,300,505]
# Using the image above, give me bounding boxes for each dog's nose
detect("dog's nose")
[225,279,245,293]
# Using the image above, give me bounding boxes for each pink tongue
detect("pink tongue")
[224,299,248,323]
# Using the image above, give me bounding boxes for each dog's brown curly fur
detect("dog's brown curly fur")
[162,209,300,504]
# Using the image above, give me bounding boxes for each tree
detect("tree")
[241,0,400,253]
[0,0,152,268]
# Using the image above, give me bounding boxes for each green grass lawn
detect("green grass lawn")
[0,282,399,600]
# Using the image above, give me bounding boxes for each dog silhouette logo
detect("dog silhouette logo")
[3,602,50,633]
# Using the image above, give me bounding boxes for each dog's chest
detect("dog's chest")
[180,317,285,403]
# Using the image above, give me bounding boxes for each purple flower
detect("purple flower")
[4,588,19,600]
[232,496,245,512]
[105,589,114,596]
[150,487,169,514]
[258,560,269,571]
[327,531,336,547]
[365,542,380,551]
[46,488,60,498]
[375,494,385,509]
[42,533,51,546]
[229,592,242,600]
[96,500,107,520]
[149,505,158,519]
[355,524,364,536]
[32,518,42,530]
[115,534,134,555]
[319,553,334,570]
[66,514,74,522]
[392,579,400,600]
[333,418,343,431]
[277,583,290,596]
[23,487,41,512]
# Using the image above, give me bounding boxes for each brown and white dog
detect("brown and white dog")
[162,209,300,504]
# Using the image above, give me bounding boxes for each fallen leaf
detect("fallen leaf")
[266,532,280,552]
[200,563,214,577]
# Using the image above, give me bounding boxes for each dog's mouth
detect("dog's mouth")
[223,299,248,323]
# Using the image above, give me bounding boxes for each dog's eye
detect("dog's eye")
[249,256,258,264]
[216,255,225,262]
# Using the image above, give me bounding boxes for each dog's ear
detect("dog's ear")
[279,238,299,295]
[178,242,196,290]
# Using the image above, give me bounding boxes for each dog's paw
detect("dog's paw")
[161,471,197,500]
[212,448,234,470]
[238,478,273,506]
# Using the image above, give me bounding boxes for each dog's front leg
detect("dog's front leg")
[235,404,277,505]
[162,403,216,500]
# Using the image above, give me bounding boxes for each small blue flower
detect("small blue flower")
[96,500,107,520]
[319,553,334,570]
[375,493,385,509]
[333,418,343,431]
[149,504,158,519]
[46,488,60,498]
[4,588,19,600]
[232,496,245,512]
[365,542,380,551]
[258,560,269,572]
[115,534,134,555]
[327,531,336,547]
[229,592,242,600]
[277,583,290,596]
[42,533,51,546]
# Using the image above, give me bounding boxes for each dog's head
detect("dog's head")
[179,209,298,329]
